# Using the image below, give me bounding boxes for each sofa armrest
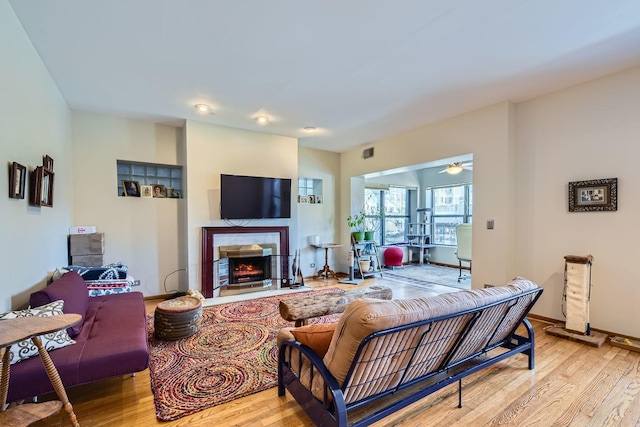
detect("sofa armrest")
[278,340,346,417]
[30,271,89,337]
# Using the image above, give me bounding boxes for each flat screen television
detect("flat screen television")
[220,174,292,219]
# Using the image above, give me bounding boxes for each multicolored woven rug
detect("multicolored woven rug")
[148,288,341,421]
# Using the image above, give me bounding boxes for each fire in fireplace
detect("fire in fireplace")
[219,244,273,291]
[229,255,271,286]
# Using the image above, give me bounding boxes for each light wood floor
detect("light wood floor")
[32,276,640,427]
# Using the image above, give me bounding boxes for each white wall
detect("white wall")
[515,66,640,337]
[340,102,516,290]
[0,1,73,311]
[297,147,341,277]
[71,112,186,296]
[184,120,298,291]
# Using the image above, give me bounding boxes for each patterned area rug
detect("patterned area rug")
[148,288,341,421]
[383,264,471,290]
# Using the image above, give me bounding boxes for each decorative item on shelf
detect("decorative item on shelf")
[298,195,309,204]
[568,178,617,212]
[122,180,140,197]
[347,211,366,242]
[153,184,165,198]
[166,187,174,198]
[315,195,323,204]
[8,162,26,199]
[141,185,153,198]
[30,166,54,207]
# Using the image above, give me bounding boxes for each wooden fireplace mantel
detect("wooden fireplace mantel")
[201,226,290,298]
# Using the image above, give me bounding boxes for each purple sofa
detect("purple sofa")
[7,271,149,403]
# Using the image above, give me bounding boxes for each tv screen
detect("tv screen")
[220,174,292,219]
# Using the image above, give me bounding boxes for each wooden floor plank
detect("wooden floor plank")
[26,276,640,427]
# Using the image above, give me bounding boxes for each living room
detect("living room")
[2,1,640,425]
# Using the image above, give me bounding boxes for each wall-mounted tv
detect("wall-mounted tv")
[220,174,292,219]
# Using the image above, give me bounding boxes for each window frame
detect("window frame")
[429,183,473,246]
[364,187,411,246]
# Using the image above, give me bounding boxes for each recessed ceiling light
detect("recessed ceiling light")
[256,116,270,125]
[195,104,212,114]
[303,127,317,132]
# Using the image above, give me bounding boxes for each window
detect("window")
[428,184,472,245]
[364,187,410,245]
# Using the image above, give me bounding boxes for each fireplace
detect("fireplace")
[201,226,290,298]
[219,244,273,291]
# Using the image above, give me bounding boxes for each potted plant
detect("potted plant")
[363,208,384,241]
[347,211,365,242]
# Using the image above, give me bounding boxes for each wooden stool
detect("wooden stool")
[154,296,202,341]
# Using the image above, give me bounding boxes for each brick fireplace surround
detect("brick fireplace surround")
[201,226,290,298]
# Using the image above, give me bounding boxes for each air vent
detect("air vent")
[362,147,374,159]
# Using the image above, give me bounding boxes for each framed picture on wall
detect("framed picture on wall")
[568,178,617,212]
[43,155,54,170]
[9,162,26,199]
[29,166,54,207]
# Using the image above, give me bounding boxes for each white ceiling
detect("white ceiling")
[9,1,640,153]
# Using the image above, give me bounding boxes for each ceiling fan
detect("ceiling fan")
[438,162,473,174]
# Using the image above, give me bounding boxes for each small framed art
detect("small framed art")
[568,178,617,212]
[43,155,54,170]
[30,166,54,207]
[122,180,141,197]
[153,184,165,198]
[141,185,153,198]
[9,162,26,199]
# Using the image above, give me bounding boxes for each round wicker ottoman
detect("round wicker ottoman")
[154,295,203,340]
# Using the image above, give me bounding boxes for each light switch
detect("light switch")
[487,220,494,230]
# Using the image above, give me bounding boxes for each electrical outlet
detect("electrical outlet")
[310,263,316,268]
[132,280,141,286]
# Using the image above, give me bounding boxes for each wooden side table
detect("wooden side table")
[0,313,81,427]
[311,243,343,279]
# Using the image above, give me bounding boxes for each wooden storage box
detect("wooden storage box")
[70,233,104,256]
[71,254,105,267]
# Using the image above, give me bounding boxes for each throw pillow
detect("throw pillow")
[0,300,76,365]
[291,323,337,358]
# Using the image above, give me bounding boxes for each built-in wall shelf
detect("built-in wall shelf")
[298,177,323,204]
[117,160,183,198]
